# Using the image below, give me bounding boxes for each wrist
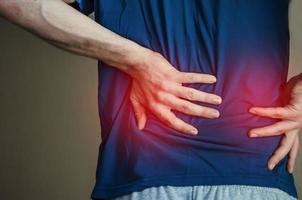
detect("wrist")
[97,38,149,75]
[115,42,153,77]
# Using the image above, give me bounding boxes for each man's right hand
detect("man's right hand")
[0,1,221,136]
[127,49,222,135]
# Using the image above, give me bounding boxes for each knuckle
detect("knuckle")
[160,82,169,91]
[197,108,207,116]
[154,91,164,101]
[181,103,191,112]
[183,73,192,81]
[129,92,135,99]
[156,110,166,121]
[153,52,162,58]
[159,95,167,103]
[163,117,174,126]
[130,96,135,102]
[151,51,164,61]
[278,127,286,134]
[273,109,283,118]
[129,95,137,102]
[149,101,158,110]
[155,79,165,89]
[186,89,195,100]
[170,120,178,127]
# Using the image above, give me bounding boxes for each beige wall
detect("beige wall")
[0,1,301,199]
[0,18,100,200]
[289,0,302,197]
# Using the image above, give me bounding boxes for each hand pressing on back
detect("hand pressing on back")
[249,74,302,173]
[0,1,221,136]
[127,49,222,135]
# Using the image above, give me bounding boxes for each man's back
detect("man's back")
[89,0,297,199]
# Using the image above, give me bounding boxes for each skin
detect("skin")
[0,0,300,172]
[0,0,221,135]
[249,74,302,173]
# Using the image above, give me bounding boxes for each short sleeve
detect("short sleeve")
[75,0,94,15]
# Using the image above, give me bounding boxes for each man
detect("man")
[0,0,301,199]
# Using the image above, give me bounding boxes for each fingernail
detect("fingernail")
[213,97,222,104]
[210,111,220,118]
[249,108,257,114]
[210,76,216,83]
[250,133,258,138]
[268,163,275,170]
[190,129,198,135]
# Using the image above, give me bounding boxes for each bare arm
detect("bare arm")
[0,0,142,71]
[0,0,222,135]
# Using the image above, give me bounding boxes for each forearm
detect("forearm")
[0,0,145,73]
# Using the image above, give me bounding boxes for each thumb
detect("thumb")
[130,97,147,130]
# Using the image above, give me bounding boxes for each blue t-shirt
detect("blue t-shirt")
[75,0,297,199]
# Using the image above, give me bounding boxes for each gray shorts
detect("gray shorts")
[108,185,297,200]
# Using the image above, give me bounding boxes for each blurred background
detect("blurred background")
[0,1,301,199]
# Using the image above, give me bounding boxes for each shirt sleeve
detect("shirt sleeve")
[74,0,94,15]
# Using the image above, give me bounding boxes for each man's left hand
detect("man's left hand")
[248,74,302,173]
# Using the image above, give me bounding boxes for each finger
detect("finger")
[130,95,147,130]
[155,92,220,118]
[150,103,198,135]
[164,84,222,105]
[175,72,217,84]
[287,135,299,173]
[249,106,297,119]
[249,120,299,137]
[267,131,297,170]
